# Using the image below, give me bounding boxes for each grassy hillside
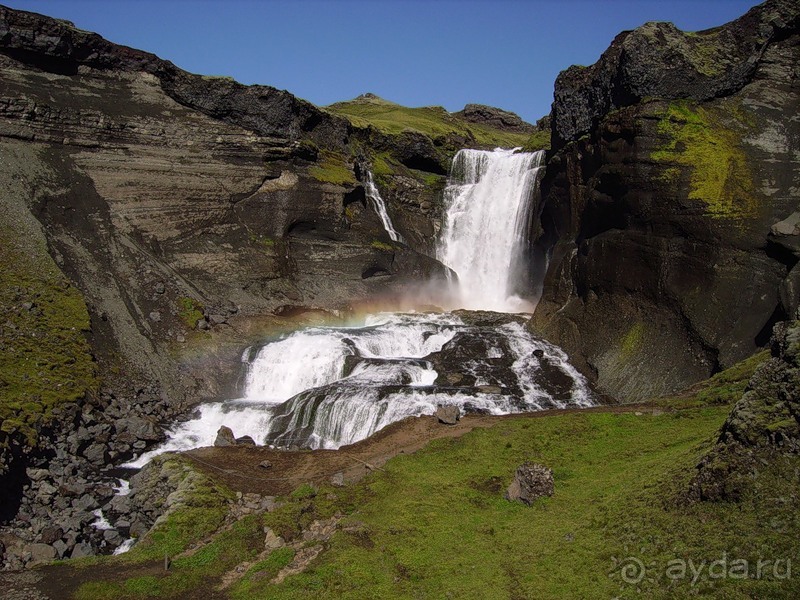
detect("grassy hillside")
[66,351,799,599]
[326,95,539,150]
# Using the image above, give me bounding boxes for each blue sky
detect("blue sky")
[6,0,761,123]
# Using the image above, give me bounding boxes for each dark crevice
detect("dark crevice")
[755,304,788,347]
[362,266,391,279]
[764,238,800,270]
[1,48,79,75]
[343,186,366,208]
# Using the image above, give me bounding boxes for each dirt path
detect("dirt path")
[184,403,655,496]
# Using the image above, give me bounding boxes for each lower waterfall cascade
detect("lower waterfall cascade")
[127,148,595,467]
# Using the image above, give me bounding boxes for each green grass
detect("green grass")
[692,350,770,406]
[232,548,296,600]
[308,150,357,186]
[233,408,798,599]
[520,128,551,151]
[327,95,531,149]
[0,224,97,446]
[74,517,263,600]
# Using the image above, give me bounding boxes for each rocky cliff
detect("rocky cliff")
[530,0,800,399]
[0,3,480,424]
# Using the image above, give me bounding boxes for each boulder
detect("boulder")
[264,527,285,550]
[435,405,460,425]
[214,426,236,447]
[235,435,256,446]
[26,468,49,482]
[115,415,163,442]
[70,542,94,559]
[505,462,555,505]
[39,526,63,545]
[24,542,57,565]
[82,443,107,465]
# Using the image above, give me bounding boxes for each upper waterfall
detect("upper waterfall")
[437,148,544,312]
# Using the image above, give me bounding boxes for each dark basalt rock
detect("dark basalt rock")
[550,0,800,150]
[505,462,555,505]
[453,104,535,134]
[435,405,460,425]
[532,0,800,399]
[214,426,237,447]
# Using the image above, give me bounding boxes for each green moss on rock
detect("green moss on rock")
[309,150,357,186]
[177,297,204,329]
[0,224,96,444]
[651,100,757,219]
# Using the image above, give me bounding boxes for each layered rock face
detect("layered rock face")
[0,5,450,415]
[531,0,800,399]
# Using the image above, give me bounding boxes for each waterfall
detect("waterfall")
[126,312,594,464]
[123,147,596,465]
[365,171,403,243]
[437,148,544,312]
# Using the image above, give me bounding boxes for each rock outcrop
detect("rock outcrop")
[531,0,800,399]
[453,104,536,134]
[0,3,456,447]
[689,314,800,502]
[505,462,555,505]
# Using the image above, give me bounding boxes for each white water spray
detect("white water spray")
[438,148,544,311]
[365,170,403,243]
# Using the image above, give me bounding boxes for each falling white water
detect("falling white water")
[113,538,136,555]
[127,312,594,464]
[438,148,544,311]
[365,170,403,243]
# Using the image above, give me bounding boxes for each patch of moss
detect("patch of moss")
[409,169,446,188]
[177,297,204,330]
[695,350,770,405]
[0,224,97,445]
[370,241,394,252]
[620,322,646,359]
[685,30,727,78]
[651,100,757,219]
[232,548,296,599]
[371,153,395,181]
[249,233,277,249]
[309,151,356,186]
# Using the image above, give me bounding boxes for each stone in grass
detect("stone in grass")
[436,405,460,425]
[505,462,554,505]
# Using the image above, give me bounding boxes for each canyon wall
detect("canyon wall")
[531,0,800,399]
